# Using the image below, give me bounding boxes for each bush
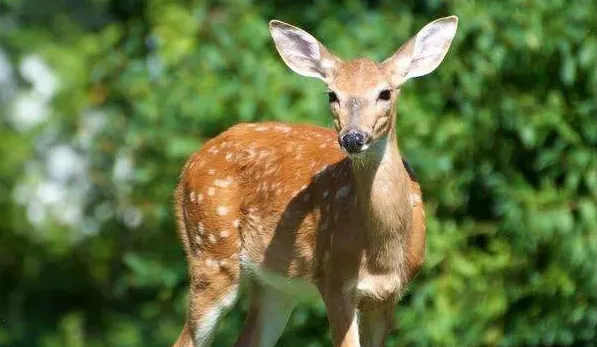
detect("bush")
[0,0,595,346]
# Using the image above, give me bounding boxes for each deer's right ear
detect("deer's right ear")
[269,20,341,82]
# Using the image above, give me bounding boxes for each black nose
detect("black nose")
[339,130,369,154]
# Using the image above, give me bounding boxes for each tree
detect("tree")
[0,0,595,345]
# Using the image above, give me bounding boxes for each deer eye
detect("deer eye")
[328,91,339,103]
[378,89,391,101]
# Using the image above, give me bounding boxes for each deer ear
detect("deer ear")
[383,16,458,87]
[270,20,341,82]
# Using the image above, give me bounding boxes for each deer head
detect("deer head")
[269,16,458,156]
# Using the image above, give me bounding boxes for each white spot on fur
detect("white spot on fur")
[197,223,205,234]
[197,193,204,202]
[208,169,216,175]
[217,206,229,216]
[409,193,422,206]
[225,153,233,161]
[264,166,279,176]
[208,234,217,244]
[207,187,215,196]
[274,124,291,133]
[219,229,230,238]
[255,126,268,132]
[232,219,240,229]
[214,177,233,188]
[335,185,351,199]
[191,285,239,346]
[189,191,196,202]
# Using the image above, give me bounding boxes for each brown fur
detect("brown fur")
[173,120,425,346]
[172,14,460,347]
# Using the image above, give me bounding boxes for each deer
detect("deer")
[172,15,458,347]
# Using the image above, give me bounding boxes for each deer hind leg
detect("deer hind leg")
[177,185,243,346]
[235,282,295,347]
[186,256,241,346]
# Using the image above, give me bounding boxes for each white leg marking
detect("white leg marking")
[192,285,239,347]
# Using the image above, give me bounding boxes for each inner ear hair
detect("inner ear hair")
[270,19,342,82]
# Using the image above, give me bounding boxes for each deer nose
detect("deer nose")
[339,129,370,154]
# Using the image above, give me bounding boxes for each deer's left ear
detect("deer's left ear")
[382,16,458,87]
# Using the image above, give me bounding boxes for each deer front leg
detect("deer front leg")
[319,251,362,347]
[235,282,294,347]
[322,290,361,347]
[358,300,396,347]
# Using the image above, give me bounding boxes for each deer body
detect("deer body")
[174,16,458,347]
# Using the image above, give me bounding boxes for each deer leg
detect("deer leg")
[321,289,360,347]
[172,322,194,347]
[358,301,395,347]
[186,256,241,347]
[235,282,294,347]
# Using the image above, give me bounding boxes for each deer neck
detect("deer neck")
[349,126,412,271]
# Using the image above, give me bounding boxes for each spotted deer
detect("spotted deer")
[173,15,458,347]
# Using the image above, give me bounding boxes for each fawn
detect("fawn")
[173,15,458,347]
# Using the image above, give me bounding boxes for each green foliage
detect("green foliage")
[0,0,595,346]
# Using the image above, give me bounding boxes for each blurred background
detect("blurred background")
[0,0,596,346]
